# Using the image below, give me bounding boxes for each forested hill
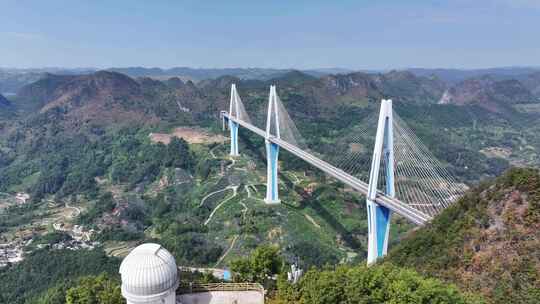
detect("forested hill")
[440,76,537,113]
[3,67,540,200]
[3,68,540,201]
[2,69,540,304]
[7,71,209,129]
[387,167,540,304]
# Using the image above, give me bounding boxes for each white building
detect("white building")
[120,242,264,304]
[120,243,179,304]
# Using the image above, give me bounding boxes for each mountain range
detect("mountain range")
[8,68,540,117]
[3,68,540,193]
[409,67,540,84]
[0,67,351,93]
[2,66,540,96]
[1,67,540,304]
[3,68,540,154]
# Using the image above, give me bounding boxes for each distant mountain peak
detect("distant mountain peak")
[198,75,241,90]
[166,77,185,89]
[263,70,319,88]
[442,76,536,112]
[383,70,417,80]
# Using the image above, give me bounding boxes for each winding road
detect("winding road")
[214,235,239,267]
[65,202,81,217]
[200,187,234,207]
[226,157,236,170]
[209,145,219,159]
[204,186,238,226]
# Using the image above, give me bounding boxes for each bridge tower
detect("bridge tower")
[366,99,395,265]
[228,84,240,156]
[265,85,281,204]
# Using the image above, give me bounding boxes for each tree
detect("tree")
[0,248,120,304]
[275,263,483,304]
[167,137,193,169]
[32,284,67,304]
[230,245,283,286]
[65,274,124,304]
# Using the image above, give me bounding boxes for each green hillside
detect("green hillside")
[387,168,540,303]
[2,70,540,303]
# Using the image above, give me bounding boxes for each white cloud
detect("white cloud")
[1,31,44,40]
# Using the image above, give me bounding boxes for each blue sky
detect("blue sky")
[1,0,539,69]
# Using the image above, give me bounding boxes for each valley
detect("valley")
[3,1,540,302]
[0,67,539,303]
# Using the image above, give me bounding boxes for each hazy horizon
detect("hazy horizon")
[1,65,540,72]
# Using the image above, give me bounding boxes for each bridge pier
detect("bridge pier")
[265,141,280,204]
[221,111,228,131]
[367,201,392,262]
[228,85,240,157]
[229,120,239,156]
[265,85,281,204]
[366,99,395,265]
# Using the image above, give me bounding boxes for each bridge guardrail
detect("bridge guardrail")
[178,282,265,294]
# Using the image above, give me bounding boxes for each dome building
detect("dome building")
[119,243,179,304]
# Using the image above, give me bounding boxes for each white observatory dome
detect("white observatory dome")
[120,243,179,304]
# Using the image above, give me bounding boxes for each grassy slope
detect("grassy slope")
[387,168,540,304]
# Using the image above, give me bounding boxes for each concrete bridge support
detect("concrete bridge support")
[265,85,281,204]
[265,141,280,204]
[221,110,227,131]
[229,120,239,156]
[366,99,395,265]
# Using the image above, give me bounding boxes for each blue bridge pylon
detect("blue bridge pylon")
[265,85,281,204]
[366,99,395,264]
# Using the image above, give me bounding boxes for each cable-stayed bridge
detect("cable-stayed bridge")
[220,84,467,264]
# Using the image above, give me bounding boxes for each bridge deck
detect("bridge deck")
[224,114,432,225]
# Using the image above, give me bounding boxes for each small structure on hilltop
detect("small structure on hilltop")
[15,192,30,205]
[120,243,265,304]
[177,283,265,304]
[120,243,179,304]
[287,263,303,284]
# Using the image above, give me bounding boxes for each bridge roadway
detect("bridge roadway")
[224,114,431,225]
